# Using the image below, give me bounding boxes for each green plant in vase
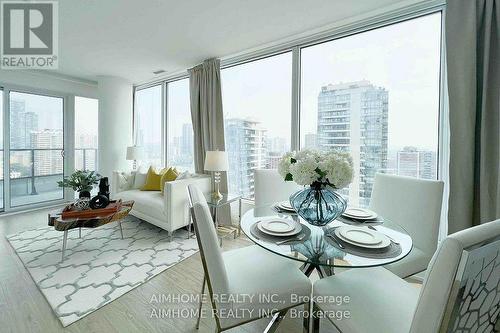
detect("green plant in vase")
[57,170,101,198]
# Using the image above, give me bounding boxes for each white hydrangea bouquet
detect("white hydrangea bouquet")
[278,149,354,189]
[278,149,354,226]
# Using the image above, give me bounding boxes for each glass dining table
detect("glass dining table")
[241,205,413,278]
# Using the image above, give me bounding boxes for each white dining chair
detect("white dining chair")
[369,173,444,278]
[311,219,500,333]
[254,169,301,207]
[187,184,312,333]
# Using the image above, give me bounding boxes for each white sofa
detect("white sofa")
[112,170,211,238]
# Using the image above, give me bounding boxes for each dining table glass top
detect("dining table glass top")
[240,205,413,268]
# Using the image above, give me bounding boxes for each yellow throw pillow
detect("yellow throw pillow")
[160,167,179,193]
[141,166,163,191]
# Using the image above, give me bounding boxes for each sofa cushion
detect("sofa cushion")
[116,171,135,192]
[141,166,167,191]
[160,167,179,193]
[133,170,147,189]
[176,170,194,180]
[117,190,166,221]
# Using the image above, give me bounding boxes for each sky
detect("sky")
[74,96,98,140]
[222,52,292,143]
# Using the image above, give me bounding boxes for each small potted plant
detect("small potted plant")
[57,170,102,198]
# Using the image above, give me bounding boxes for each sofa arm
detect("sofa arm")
[164,175,212,232]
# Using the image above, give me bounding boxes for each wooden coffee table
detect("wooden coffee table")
[48,201,134,260]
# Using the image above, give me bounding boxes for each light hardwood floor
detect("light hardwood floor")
[0,207,341,333]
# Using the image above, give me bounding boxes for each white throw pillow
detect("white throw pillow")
[117,172,135,191]
[133,166,148,189]
[176,170,194,180]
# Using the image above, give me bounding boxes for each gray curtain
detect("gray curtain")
[188,58,230,223]
[446,0,500,233]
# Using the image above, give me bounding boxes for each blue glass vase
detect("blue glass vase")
[290,182,347,227]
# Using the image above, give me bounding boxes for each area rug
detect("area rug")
[6,216,199,326]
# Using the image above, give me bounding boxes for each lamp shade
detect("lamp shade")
[126,146,144,160]
[204,151,229,171]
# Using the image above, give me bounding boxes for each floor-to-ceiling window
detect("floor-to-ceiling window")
[300,13,441,207]
[218,12,442,204]
[221,52,293,198]
[134,85,163,167]
[167,78,194,172]
[75,96,98,171]
[9,91,65,207]
[0,86,100,212]
[133,11,443,206]
[133,79,195,172]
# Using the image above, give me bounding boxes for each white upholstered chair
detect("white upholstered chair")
[312,219,500,333]
[187,184,312,333]
[254,169,301,208]
[369,173,444,277]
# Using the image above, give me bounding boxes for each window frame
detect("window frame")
[220,50,294,198]
[74,95,99,172]
[133,83,165,166]
[0,82,78,214]
[165,77,195,171]
[133,77,193,168]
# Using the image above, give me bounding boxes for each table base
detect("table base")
[300,262,335,278]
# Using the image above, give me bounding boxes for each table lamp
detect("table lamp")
[204,150,229,199]
[126,146,144,170]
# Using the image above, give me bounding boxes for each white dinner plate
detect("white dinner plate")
[277,201,295,211]
[342,207,378,220]
[261,219,295,233]
[257,219,302,237]
[334,226,390,249]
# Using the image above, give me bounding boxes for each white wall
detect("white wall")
[97,76,133,186]
[0,70,98,97]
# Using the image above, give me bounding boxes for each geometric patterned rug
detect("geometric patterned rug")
[6,216,199,327]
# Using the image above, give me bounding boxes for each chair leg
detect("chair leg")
[312,303,320,333]
[196,275,206,329]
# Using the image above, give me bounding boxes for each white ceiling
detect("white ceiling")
[54,0,414,84]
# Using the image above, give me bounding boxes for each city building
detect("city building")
[266,136,287,155]
[316,80,388,207]
[75,133,98,171]
[166,123,194,171]
[181,123,194,156]
[225,118,267,198]
[304,133,318,149]
[397,146,437,179]
[10,99,39,149]
[30,129,64,176]
[266,151,282,169]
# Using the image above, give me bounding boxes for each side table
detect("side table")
[189,193,242,246]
